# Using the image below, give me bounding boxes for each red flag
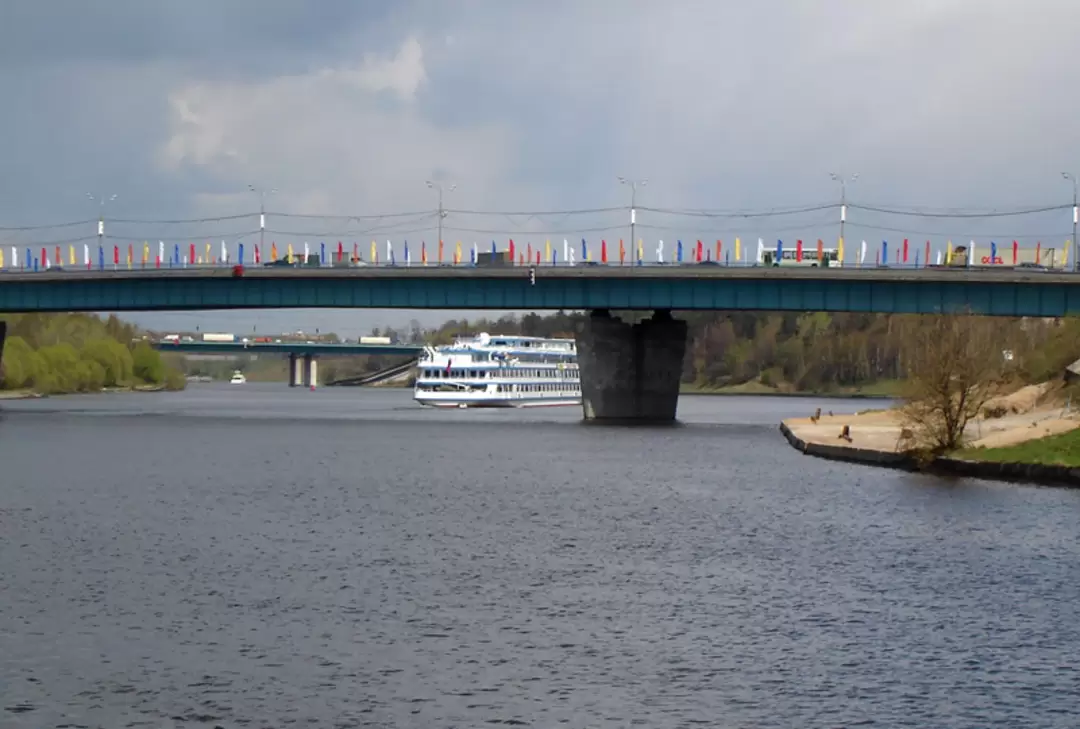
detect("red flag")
[601,239,608,263]
[1036,241,1042,265]
[438,239,443,263]
[535,250,540,265]
[816,239,824,262]
[255,245,261,263]
[155,253,160,269]
[716,240,722,260]
[796,239,803,261]
[421,241,427,264]
[337,241,343,262]
[508,238,515,263]
[1012,240,1019,265]
[41,247,47,266]
[114,246,120,265]
[925,240,930,267]
[902,238,909,263]
[189,243,195,264]
[696,239,703,262]
[527,242,533,262]
[353,242,358,261]
[55,245,61,266]
[619,238,626,265]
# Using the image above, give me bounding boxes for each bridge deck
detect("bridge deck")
[3,265,1079,315]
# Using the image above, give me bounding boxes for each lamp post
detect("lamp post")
[426,181,456,247]
[1063,173,1077,271]
[248,185,277,254]
[87,192,118,251]
[829,172,859,246]
[618,177,647,249]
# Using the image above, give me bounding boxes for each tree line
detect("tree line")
[1,313,186,394]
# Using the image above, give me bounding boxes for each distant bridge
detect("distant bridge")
[150,339,421,388]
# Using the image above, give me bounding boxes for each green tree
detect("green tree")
[131,341,166,384]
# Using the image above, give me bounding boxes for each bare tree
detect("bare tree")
[899,314,1008,451]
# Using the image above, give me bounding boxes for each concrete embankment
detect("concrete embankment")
[781,390,1080,488]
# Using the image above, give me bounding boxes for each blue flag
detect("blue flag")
[882,240,888,264]
[173,243,179,266]
[320,241,326,265]
[404,240,409,263]
[776,239,782,263]
[991,241,997,262]
[677,240,683,262]
[238,243,245,264]
[581,238,587,261]
[98,246,104,270]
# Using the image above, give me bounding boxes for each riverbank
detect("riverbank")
[682,379,903,399]
[0,383,175,399]
[780,382,1080,487]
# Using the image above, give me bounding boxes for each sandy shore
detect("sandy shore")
[783,383,1080,453]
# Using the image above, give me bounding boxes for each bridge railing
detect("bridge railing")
[0,246,1070,272]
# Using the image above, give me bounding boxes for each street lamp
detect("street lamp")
[829,173,859,246]
[87,192,118,249]
[426,180,456,247]
[248,185,277,253]
[1063,173,1077,271]
[618,177,647,249]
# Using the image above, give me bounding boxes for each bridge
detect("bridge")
[6,264,1080,423]
[149,339,423,388]
[2,265,1080,316]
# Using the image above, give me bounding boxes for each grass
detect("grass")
[954,427,1080,467]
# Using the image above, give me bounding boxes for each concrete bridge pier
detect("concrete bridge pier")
[303,354,318,388]
[575,309,687,423]
[288,354,303,387]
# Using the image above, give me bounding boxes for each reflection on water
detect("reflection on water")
[2,386,1078,728]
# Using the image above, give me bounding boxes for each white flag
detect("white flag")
[860,240,867,265]
[11,247,16,268]
[159,241,164,262]
[757,238,764,263]
[84,243,90,266]
[303,241,309,264]
[657,239,665,263]
[386,240,392,263]
[936,251,943,265]
[221,240,227,264]
[567,243,576,265]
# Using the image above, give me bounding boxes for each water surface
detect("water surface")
[2,386,1078,728]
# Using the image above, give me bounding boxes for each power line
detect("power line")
[0,219,96,232]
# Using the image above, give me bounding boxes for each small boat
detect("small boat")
[229,370,247,384]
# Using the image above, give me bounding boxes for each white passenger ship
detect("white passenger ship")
[414,333,580,408]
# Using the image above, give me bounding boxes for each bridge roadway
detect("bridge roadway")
[2,264,1080,316]
[150,340,423,356]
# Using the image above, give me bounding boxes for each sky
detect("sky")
[3,0,1080,336]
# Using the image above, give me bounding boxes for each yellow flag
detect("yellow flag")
[205,242,211,264]
[0,248,4,268]
[370,240,376,262]
[637,238,643,262]
[287,243,294,263]
[1064,241,1070,267]
[143,241,149,265]
[455,241,462,264]
[735,237,742,261]
[837,236,844,264]
[544,239,551,264]
[946,240,953,264]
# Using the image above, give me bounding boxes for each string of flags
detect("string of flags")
[0,236,1071,270]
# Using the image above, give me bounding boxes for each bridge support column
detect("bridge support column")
[575,309,687,423]
[303,354,318,388]
[289,354,303,387]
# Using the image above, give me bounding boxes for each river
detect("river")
[2,386,1078,728]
